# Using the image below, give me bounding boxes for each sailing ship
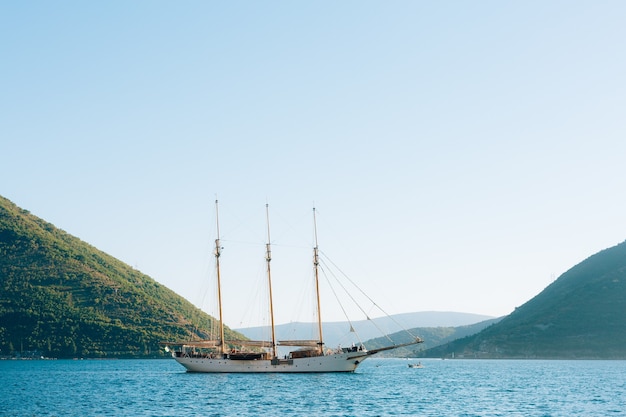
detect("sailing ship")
[162,202,422,373]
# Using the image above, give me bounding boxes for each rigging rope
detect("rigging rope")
[319,259,395,345]
[319,250,420,342]
[317,263,357,335]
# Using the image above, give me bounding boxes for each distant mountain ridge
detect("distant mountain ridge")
[4,194,625,360]
[236,311,495,349]
[0,195,244,358]
[423,239,626,359]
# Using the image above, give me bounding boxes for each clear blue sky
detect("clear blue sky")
[2,1,625,326]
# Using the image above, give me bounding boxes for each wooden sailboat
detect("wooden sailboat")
[162,202,422,373]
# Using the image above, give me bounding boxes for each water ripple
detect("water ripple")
[1,359,625,416]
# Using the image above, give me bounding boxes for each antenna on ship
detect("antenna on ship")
[265,203,278,359]
[313,207,324,354]
[215,199,225,355]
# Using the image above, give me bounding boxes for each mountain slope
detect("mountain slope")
[423,240,626,359]
[0,195,241,358]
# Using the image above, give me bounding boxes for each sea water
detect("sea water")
[1,358,625,416]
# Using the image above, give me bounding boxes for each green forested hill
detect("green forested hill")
[423,240,626,359]
[0,195,241,358]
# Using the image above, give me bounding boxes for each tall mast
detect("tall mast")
[214,200,225,355]
[265,204,278,359]
[313,207,324,354]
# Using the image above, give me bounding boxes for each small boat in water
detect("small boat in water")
[162,202,423,373]
[408,362,424,368]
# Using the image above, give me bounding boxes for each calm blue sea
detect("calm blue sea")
[1,358,624,416]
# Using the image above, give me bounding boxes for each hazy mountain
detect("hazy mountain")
[236,311,495,349]
[422,239,626,359]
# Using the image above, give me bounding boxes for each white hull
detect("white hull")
[173,352,370,373]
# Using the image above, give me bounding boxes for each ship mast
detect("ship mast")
[265,204,278,359]
[313,207,324,354]
[214,200,225,355]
